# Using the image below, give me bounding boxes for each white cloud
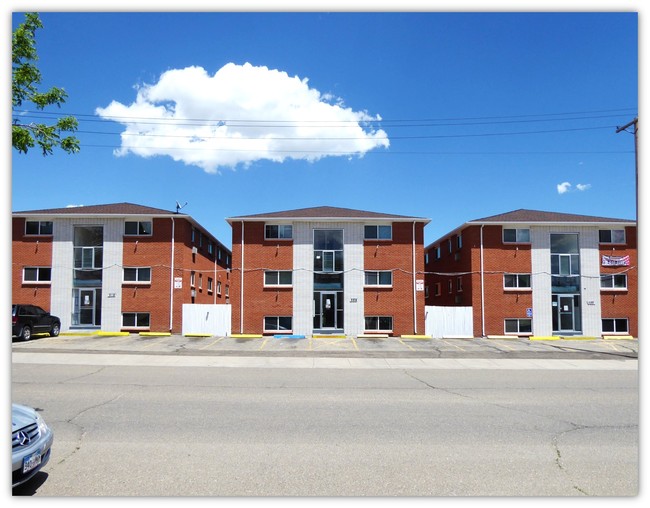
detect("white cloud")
[557,181,592,194]
[96,63,390,173]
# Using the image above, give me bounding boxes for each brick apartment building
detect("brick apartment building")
[424,209,638,338]
[12,203,231,334]
[226,206,430,337]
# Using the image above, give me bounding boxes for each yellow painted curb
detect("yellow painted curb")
[97,331,130,336]
[529,336,561,341]
[401,335,432,340]
[561,336,598,341]
[230,334,263,339]
[184,333,213,338]
[313,334,346,339]
[603,335,635,340]
[139,332,171,337]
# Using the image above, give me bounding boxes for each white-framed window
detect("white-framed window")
[264,270,293,286]
[217,281,222,295]
[25,220,53,236]
[365,316,393,332]
[225,285,229,298]
[190,271,196,287]
[504,273,532,289]
[199,273,203,289]
[505,318,532,335]
[122,312,150,329]
[23,266,52,283]
[264,316,292,332]
[265,224,293,240]
[123,267,151,283]
[600,274,627,290]
[599,229,626,244]
[456,276,463,292]
[457,234,463,249]
[364,225,392,240]
[602,318,629,334]
[364,271,392,287]
[503,228,530,243]
[124,221,152,236]
[208,277,213,293]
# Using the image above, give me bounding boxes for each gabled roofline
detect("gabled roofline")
[425,210,636,250]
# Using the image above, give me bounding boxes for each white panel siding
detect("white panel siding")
[425,306,473,338]
[292,221,365,336]
[531,225,603,336]
[101,219,124,332]
[530,226,552,336]
[292,222,314,335]
[49,218,123,332]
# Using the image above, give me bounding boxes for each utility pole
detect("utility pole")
[616,117,638,220]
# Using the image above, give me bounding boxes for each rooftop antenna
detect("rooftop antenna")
[175,201,188,214]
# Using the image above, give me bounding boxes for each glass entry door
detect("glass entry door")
[320,292,337,329]
[553,294,581,333]
[72,288,102,327]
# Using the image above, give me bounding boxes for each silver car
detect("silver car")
[12,404,54,488]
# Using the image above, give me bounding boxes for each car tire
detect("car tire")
[20,326,32,341]
[50,322,60,337]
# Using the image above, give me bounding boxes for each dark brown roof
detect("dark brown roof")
[469,209,634,224]
[227,206,429,222]
[13,202,183,216]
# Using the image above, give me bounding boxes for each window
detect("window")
[265,224,293,240]
[600,274,627,289]
[208,243,214,255]
[25,221,53,235]
[599,229,625,244]
[602,318,629,334]
[123,267,151,283]
[425,253,429,265]
[199,274,203,289]
[364,271,392,286]
[448,238,453,253]
[434,246,441,260]
[124,221,152,236]
[365,316,393,332]
[456,276,463,292]
[208,277,213,293]
[457,234,463,249]
[264,316,292,332]
[122,312,150,329]
[434,282,441,296]
[448,280,453,294]
[505,318,532,334]
[364,225,392,240]
[551,233,580,293]
[264,270,293,286]
[504,273,532,289]
[503,228,530,243]
[217,281,222,295]
[190,271,195,287]
[23,267,51,283]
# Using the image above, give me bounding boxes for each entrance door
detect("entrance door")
[73,288,102,327]
[321,292,337,329]
[558,295,575,332]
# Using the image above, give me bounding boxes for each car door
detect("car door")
[29,306,50,334]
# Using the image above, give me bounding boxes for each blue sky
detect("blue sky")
[9,7,638,249]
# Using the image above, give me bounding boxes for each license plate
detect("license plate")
[22,450,42,473]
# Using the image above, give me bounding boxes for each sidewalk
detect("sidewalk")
[12,332,638,361]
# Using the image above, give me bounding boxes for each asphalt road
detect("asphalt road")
[12,349,638,497]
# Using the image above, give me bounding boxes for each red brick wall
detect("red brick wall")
[121,217,231,333]
[599,226,638,337]
[230,221,294,334]
[11,217,53,311]
[364,222,426,335]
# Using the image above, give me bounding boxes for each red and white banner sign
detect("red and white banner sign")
[602,255,630,266]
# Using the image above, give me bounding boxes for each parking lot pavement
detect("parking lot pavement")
[12,333,638,360]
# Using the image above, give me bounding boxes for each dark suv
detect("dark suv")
[12,305,61,341]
